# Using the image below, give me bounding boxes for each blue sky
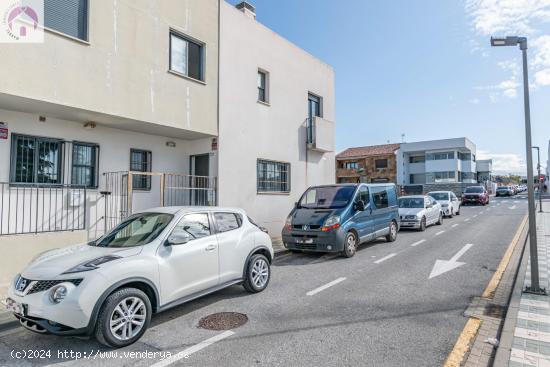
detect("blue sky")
[227,0,550,175]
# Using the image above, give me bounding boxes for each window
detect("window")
[426,171,456,183]
[426,151,455,160]
[461,172,475,181]
[44,0,88,41]
[258,70,268,103]
[372,187,389,208]
[169,31,204,81]
[130,149,152,190]
[10,134,62,184]
[344,162,359,169]
[307,93,322,144]
[71,142,98,188]
[375,159,388,169]
[97,213,173,248]
[459,152,476,162]
[355,186,369,204]
[410,173,425,184]
[214,212,242,233]
[257,159,290,193]
[409,156,425,163]
[170,213,211,243]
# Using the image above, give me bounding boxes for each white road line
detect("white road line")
[411,239,426,247]
[374,253,397,264]
[473,214,478,218]
[465,218,470,222]
[435,230,445,236]
[150,330,235,367]
[306,277,346,296]
[509,205,517,210]
[452,223,459,228]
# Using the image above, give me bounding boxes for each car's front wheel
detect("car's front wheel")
[436,212,443,225]
[386,221,398,242]
[419,217,426,231]
[243,254,271,293]
[342,231,357,258]
[95,288,152,348]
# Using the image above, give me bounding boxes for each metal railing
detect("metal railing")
[0,183,87,235]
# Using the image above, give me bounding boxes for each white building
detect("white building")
[0,1,335,290]
[218,2,335,235]
[396,138,485,193]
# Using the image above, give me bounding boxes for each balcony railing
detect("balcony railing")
[0,183,87,236]
[307,116,335,153]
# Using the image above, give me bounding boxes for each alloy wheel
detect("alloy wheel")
[347,233,356,254]
[251,258,269,288]
[109,297,146,341]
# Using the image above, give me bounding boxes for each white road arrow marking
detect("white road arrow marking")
[429,243,473,279]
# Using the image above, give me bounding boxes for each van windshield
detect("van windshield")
[299,186,356,209]
[399,198,424,208]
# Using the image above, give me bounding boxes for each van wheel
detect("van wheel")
[342,232,357,258]
[436,213,443,225]
[419,217,426,231]
[386,221,397,242]
[95,288,152,348]
[243,254,271,293]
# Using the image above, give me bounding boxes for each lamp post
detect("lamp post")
[533,146,543,213]
[491,36,544,294]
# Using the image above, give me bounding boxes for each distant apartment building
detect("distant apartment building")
[396,137,492,194]
[0,1,335,289]
[335,144,400,183]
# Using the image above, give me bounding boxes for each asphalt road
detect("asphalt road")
[0,195,528,367]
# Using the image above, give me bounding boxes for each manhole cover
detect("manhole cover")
[198,312,248,331]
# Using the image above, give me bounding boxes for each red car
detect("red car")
[462,186,489,205]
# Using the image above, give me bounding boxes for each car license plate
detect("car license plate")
[296,238,313,244]
[5,298,25,316]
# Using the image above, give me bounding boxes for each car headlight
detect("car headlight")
[284,215,292,230]
[406,215,416,220]
[49,285,67,304]
[62,255,121,274]
[324,215,340,227]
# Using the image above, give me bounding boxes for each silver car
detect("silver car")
[428,191,461,217]
[398,195,443,231]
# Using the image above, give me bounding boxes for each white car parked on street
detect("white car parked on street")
[5,207,273,348]
[398,195,443,231]
[428,191,461,217]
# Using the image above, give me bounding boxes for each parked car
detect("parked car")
[461,186,489,205]
[281,183,399,258]
[428,191,461,217]
[496,186,514,197]
[5,207,273,348]
[398,195,443,231]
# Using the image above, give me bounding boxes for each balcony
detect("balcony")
[336,168,363,177]
[307,116,335,153]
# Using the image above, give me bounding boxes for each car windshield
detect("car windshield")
[95,213,174,248]
[465,187,484,193]
[429,193,449,201]
[498,186,509,190]
[299,186,356,209]
[399,198,424,208]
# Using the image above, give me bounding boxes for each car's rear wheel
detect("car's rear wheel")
[386,221,397,242]
[342,231,357,258]
[419,217,426,231]
[436,212,443,225]
[95,288,152,348]
[243,254,271,293]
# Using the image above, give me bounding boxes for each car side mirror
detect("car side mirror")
[354,200,366,211]
[164,234,190,246]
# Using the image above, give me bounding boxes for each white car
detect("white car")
[428,191,461,217]
[5,207,273,348]
[398,195,443,231]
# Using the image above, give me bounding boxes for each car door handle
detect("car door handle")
[205,244,217,251]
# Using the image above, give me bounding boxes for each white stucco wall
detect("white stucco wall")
[218,3,336,235]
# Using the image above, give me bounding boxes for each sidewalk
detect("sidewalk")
[495,201,550,366]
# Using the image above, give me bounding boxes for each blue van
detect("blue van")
[281,183,399,258]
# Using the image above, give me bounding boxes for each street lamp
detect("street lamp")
[491,36,545,294]
[533,146,543,213]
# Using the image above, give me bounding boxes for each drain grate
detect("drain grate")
[198,312,248,331]
[484,304,507,319]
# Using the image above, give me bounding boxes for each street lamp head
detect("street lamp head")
[490,36,527,49]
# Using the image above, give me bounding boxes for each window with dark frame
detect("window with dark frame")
[375,159,388,169]
[71,143,98,188]
[257,159,290,193]
[10,134,63,185]
[307,93,322,144]
[344,162,359,169]
[44,0,89,41]
[169,31,204,81]
[214,212,242,233]
[258,70,267,102]
[130,149,152,190]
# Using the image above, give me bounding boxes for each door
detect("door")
[429,197,439,223]
[157,212,219,304]
[351,186,375,241]
[190,154,210,205]
[371,186,391,235]
[424,198,435,224]
[451,193,459,213]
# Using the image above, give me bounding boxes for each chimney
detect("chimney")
[235,1,256,19]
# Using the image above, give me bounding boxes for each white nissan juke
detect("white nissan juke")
[5,207,273,348]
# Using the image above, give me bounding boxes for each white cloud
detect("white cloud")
[465,0,550,93]
[470,98,481,104]
[477,150,526,174]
